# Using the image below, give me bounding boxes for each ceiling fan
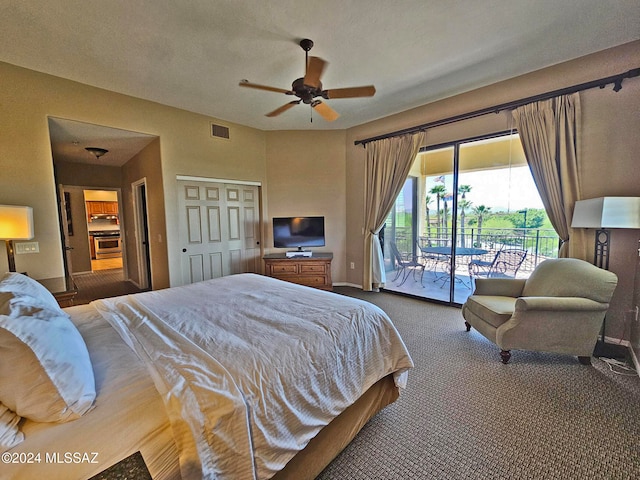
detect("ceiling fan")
[239,38,375,122]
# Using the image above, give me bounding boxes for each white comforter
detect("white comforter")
[94,274,413,480]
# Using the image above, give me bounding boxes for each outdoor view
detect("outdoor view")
[383,132,560,304]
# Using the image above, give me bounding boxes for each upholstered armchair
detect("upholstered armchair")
[461,258,618,364]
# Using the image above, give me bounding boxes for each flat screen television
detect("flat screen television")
[273,216,325,250]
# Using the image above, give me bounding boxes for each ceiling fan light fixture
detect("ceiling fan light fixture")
[239,38,376,121]
[85,147,109,159]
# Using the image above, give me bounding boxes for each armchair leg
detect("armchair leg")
[500,350,511,364]
[578,356,592,366]
[464,321,471,332]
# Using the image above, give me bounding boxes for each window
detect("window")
[384,131,559,305]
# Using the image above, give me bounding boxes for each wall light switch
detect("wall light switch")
[15,242,39,254]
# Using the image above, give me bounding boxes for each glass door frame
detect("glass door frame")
[418,130,515,306]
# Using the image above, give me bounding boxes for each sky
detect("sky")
[426,166,545,213]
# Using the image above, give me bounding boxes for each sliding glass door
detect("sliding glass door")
[383,132,559,305]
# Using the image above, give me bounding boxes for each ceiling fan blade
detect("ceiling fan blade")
[304,57,327,89]
[323,85,376,99]
[266,100,301,117]
[239,80,292,95]
[311,100,340,122]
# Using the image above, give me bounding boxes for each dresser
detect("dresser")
[263,253,333,291]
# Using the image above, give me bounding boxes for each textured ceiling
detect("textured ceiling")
[2,0,639,134]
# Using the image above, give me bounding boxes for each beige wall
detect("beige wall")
[0,61,267,286]
[346,40,640,337]
[121,138,170,289]
[265,130,347,281]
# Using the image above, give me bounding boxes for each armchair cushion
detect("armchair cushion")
[463,296,516,329]
[473,278,527,298]
[514,296,609,312]
[522,258,617,303]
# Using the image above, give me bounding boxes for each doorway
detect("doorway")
[58,186,124,274]
[48,116,159,296]
[383,131,559,305]
[132,179,152,290]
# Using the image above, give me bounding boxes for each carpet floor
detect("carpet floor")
[72,268,143,305]
[317,287,640,480]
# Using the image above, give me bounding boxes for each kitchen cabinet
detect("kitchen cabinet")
[86,201,118,220]
[103,202,119,214]
[89,235,96,259]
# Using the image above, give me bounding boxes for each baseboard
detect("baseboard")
[630,346,640,378]
[333,282,363,289]
[594,336,639,377]
[603,335,630,347]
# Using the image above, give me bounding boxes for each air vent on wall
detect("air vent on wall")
[211,123,230,139]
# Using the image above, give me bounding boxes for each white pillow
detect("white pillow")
[0,303,96,423]
[0,272,65,316]
[0,403,23,451]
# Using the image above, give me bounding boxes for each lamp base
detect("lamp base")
[593,340,628,360]
[5,239,16,272]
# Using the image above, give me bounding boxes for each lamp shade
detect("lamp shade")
[0,205,34,240]
[571,197,640,229]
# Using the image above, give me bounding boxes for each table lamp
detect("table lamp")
[571,196,640,358]
[0,205,34,272]
[571,196,640,269]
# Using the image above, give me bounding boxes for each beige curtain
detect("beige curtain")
[512,93,587,259]
[363,131,427,291]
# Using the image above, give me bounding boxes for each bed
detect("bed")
[0,272,413,479]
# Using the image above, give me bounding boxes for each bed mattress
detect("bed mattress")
[3,274,412,479]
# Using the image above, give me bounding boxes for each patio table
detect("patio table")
[420,246,488,287]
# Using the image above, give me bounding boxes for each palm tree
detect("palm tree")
[424,194,433,238]
[429,185,446,239]
[473,205,491,247]
[458,185,472,247]
[442,194,449,238]
[459,184,472,201]
[458,199,472,247]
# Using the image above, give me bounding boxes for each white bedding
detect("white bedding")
[3,303,180,480]
[94,274,413,480]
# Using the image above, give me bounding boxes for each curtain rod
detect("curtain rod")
[354,67,640,146]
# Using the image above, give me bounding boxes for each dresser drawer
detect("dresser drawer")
[299,263,326,274]
[289,276,328,286]
[271,264,299,274]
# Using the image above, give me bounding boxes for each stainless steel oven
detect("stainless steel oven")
[94,233,122,259]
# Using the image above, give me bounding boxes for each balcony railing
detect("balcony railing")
[387,226,560,273]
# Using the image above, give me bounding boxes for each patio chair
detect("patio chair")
[417,238,449,273]
[390,242,425,287]
[468,249,527,284]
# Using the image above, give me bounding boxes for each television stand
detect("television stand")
[263,252,333,291]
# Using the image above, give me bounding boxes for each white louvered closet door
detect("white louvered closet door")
[178,180,261,285]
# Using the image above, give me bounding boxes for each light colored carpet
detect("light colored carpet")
[318,287,640,480]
